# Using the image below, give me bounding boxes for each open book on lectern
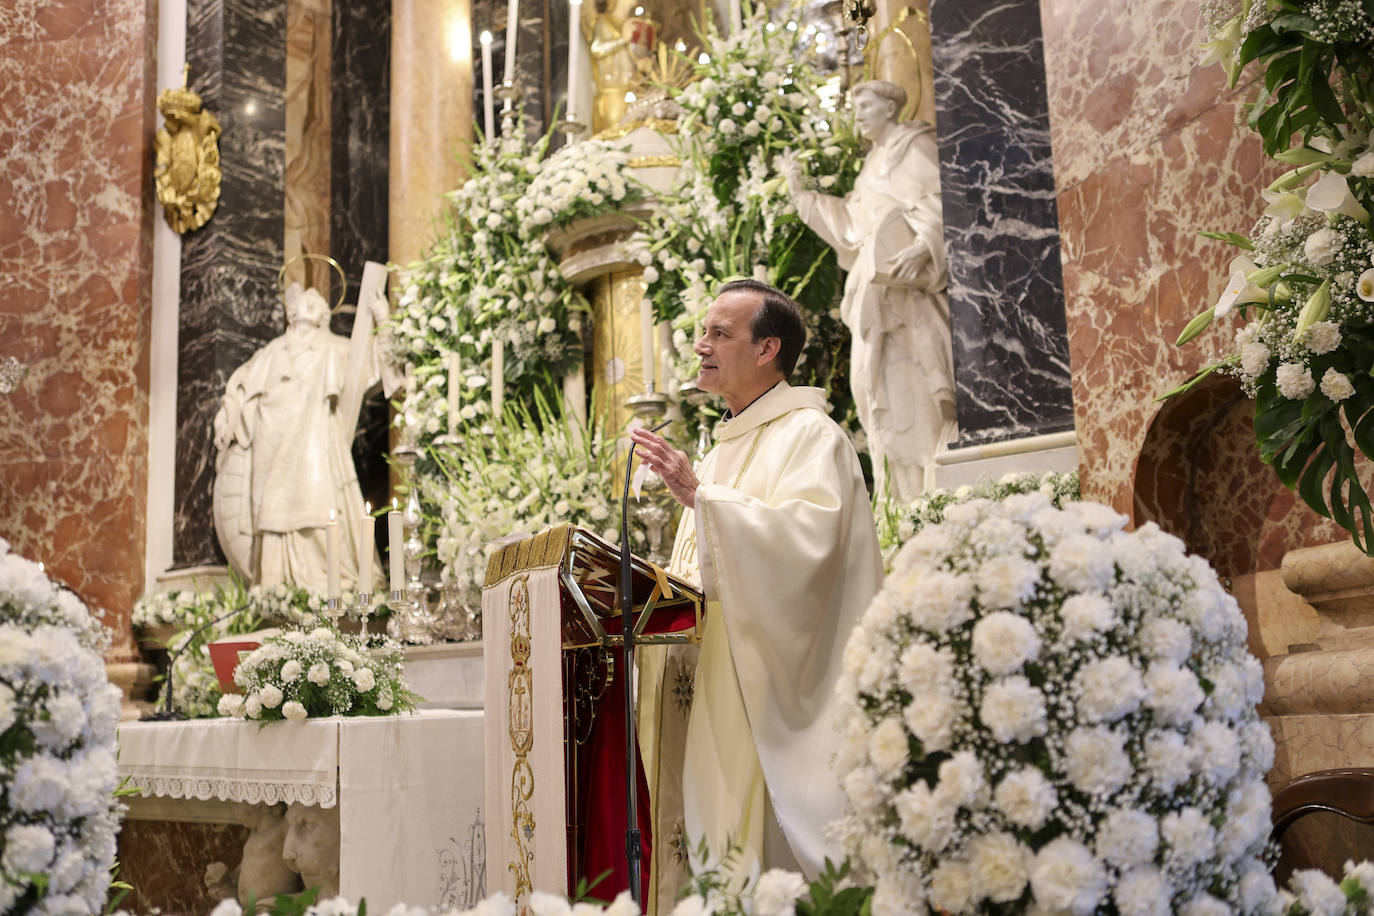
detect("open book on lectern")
[483,524,704,650]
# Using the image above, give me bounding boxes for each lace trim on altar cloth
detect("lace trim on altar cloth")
[120,764,338,807]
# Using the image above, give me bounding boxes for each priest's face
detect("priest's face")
[694,290,777,410]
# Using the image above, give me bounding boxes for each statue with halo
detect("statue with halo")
[782,79,956,501]
[212,257,396,594]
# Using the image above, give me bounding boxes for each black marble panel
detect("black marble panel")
[174,0,287,567]
[929,0,1074,448]
[474,0,556,147]
[331,0,392,516]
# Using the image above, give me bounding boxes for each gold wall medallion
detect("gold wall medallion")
[154,65,222,234]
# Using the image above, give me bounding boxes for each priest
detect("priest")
[630,279,883,882]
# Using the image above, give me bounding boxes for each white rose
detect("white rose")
[1060,593,1115,641]
[928,859,976,913]
[1276,362,1315,399]
[1240,341,1271,378]
[1048,534,1114,593]
[993,766,1057,830]
[935,750,989,808]
[258,684,283,709]
[1063,726,1131,796]
[1320,367,1355,401]
[1161,807,1214,866]
[1143,729,1194,792]
[280,659,302,682]
[976,555,1040,609]
[966,830,1031,903]
[352,667,377,693]
[904,694,956,751]
[867,717,909,778]
[1029,837,1108,915]
[282,700,307,721]
[979,675,1048,743]
[1306,320,1342,354]
[1095,808,1158,867]
[308,662,331,686]
[1074,656,1145,723]
[244,695,263,719]
[1143,663,1204,725]
[1303,226,1342,265]
[1350,149,1374,178]
[217,694,245,717]
[752,869,807,916]
[1114,867,1172,916]
[894,780,955,851]
[971,611,1041,675]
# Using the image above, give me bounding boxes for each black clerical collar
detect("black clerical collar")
[722,381,783,421]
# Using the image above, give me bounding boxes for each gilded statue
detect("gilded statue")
[154,64,222,234]
[583,0,656,131]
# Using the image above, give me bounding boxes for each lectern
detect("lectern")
[482,525,703,907]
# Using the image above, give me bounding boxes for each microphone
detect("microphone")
[618,417,669,906]
[148,600,251,721]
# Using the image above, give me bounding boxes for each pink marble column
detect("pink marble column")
[0,1,158,661]
[1039,0,1348,575]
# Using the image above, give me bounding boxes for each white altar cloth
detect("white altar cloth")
[117,711,487,910]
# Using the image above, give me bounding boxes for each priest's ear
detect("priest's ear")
[755,335,782,371]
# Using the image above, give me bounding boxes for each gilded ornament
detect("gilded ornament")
[507,576,536,900]
[154,65,222,234]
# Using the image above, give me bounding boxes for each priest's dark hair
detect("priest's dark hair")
[717,278,807,377]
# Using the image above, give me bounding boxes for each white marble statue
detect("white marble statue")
[213,276,390,594]
[282,803,341,900]
[782,80,956,501]
[237,803,302,908]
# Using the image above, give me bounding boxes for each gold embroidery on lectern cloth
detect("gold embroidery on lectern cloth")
[508,575,535,900]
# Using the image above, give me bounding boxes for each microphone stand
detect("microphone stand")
[619,418,669,907]
[148,601,252,721]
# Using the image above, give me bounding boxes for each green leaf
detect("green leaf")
[1198,230,1255,249]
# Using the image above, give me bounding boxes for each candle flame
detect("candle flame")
[330,508,336,521]
[480,29,493,45]
[365,501,372,513]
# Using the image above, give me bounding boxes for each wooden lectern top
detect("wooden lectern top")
[483,524,703,650]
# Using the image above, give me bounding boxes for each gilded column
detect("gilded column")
[389,0,475,272]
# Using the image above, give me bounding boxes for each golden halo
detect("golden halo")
[277,254,348,314]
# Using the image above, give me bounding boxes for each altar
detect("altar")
[117,710,486,912]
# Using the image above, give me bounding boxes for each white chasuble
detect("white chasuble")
[673,382,882,879]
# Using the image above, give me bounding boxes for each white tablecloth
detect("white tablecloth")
[117,711,487,910]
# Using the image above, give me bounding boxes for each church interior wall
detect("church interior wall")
[0,0,159,663]
[1039,0,1349,586]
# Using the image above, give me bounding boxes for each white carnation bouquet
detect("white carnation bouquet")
[0,537,125,914]
[224,622,415,722]
[516,137,642,231]
[834,493,1280,915]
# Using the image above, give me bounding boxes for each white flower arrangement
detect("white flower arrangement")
[834,493,1279,915]
[874,470,1080,563]
[227,621,415,721]
[0,537,125,914]
[420,390,639,608]
[517,138,642,231]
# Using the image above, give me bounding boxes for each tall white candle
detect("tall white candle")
[640,297,655,388]
[728,0,741,34]
[388,503,404,594]
[447,351,461,433]
[492,337,505,418]
[480,30,495,138]
[326,509,341,601]
[567,0,584,123]
[359,502,374,593]
[504,0,519,95]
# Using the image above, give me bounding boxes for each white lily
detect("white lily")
[1358,268,1374,303]
[1307,171,1370,225]
[1199,10,1246,86]
[1261,188,1309,223]
[1214,256,1272,317]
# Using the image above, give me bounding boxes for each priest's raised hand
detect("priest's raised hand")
[628,426,699,509]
